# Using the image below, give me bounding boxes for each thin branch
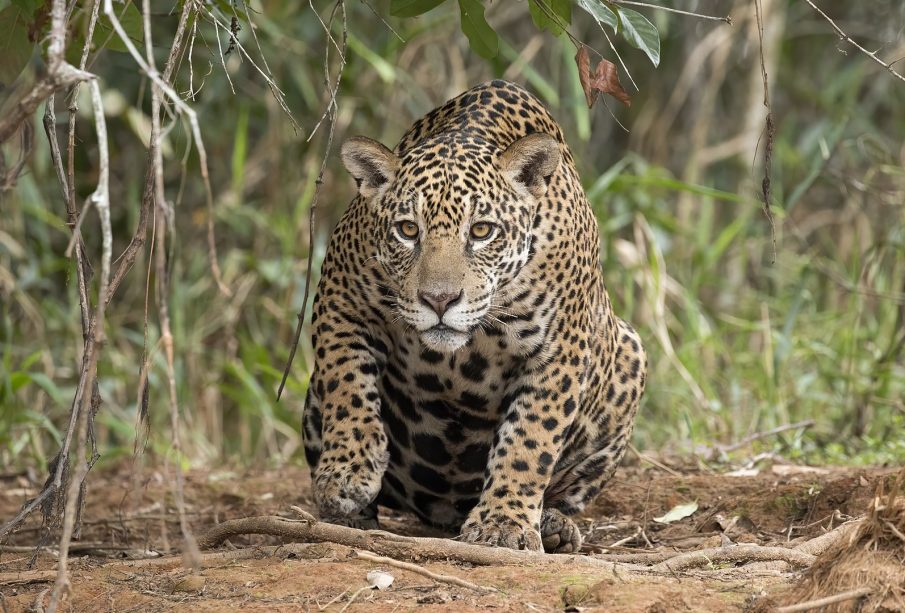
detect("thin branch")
[0,0,99,546]
[212,17,236,95]
[101,0,231,297]
[650,544,815,572]
[304,0,348,142]
[47,77,112,613]
[754,0,777,264]
[776,588,873,613]
[104,1,194,306]
[0,48,92,145]
[358,0,405,42]
[200,5,299,132]
[609,0,732,24]
[139,0,202,571]
[0,122,32,192]
[0,0,194,549]
[277,0,347,400]
[720,420,815,453]
[353,550,497,594]
[800,0,905,84]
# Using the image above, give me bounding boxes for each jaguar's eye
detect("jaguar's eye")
[470,222,495,241]
[396,220,419,240]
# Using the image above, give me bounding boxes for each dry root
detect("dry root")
[196,506,844,578]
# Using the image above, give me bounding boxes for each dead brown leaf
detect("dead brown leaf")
[575,46,631,108]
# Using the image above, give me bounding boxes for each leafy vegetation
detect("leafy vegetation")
[0,0,903,473]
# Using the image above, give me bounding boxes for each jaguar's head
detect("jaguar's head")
[341,131,561,352]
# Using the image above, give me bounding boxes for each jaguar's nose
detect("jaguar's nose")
[418,289,463,317]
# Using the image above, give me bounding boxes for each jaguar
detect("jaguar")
[302,79,646,553]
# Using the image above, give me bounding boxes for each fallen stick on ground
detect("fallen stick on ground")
[196,507,833,574]
[197,509,637,571]
[0,569,57,586]
[743,518,864,572]
[775,587,872,613]
[650,544,815,572]
[109,546,272,568]
[353,550,497,593]
[792,519,861,555]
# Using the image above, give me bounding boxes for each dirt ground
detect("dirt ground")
[0,457,899,612]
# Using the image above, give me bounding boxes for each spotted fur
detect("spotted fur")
[302,80,646,552]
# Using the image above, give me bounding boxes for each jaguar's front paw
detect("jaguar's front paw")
[460,512,542,551]
[540,508,582,554]
[313,456,385,522]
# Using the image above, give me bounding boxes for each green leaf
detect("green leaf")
[576,0,618,31]
[0,5,34,85]
[390,0,446,18]
[92,0,144,53]
[528,0,571,37]
[458,0,498,59]
[616,6,660,66]
[25,372,65,407]
[348,33,397,83]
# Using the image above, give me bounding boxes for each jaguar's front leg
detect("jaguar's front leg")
[306,324,388,526]
[460,359,582,551]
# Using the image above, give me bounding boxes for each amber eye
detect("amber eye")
[396,220,419,240]
[470,222,494,240]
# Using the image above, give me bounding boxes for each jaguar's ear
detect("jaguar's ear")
[499,133,561,198]
[341,136,398,199]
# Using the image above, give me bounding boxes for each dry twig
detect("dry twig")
[0,5,93,146]
[353,550,496,593]
[198,509,636,571]
[650,544,815,572]
[101,0,230,297]
[0,570,57,586]
[703,420,816,458]
[0,0,99,544]
[753,0,777,264]
[800,0,905,84]
[47,74,113,613]
[776,587,873,613]
[197,507,838,576]
[277,0,347,400]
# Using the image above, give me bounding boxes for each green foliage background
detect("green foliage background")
[1,0,904,471]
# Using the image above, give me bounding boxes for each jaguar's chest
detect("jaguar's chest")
[379,326,522,438]
[375,326,526,519]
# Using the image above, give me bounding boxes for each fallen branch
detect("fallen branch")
[776,587,872,613]
[109,546,274,568]
[792,518,862,556]
[198,508,830,575]
[742,518,863,572]
[650,544,815,572]
[353,550,497,594]
[719,420,816,454]
[0,569,57,586]
[198,510,638,571]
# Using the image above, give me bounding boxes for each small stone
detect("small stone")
[172,574,206,594]
[367,570,394,590]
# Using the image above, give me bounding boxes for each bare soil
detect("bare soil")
[0,459,898,612]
